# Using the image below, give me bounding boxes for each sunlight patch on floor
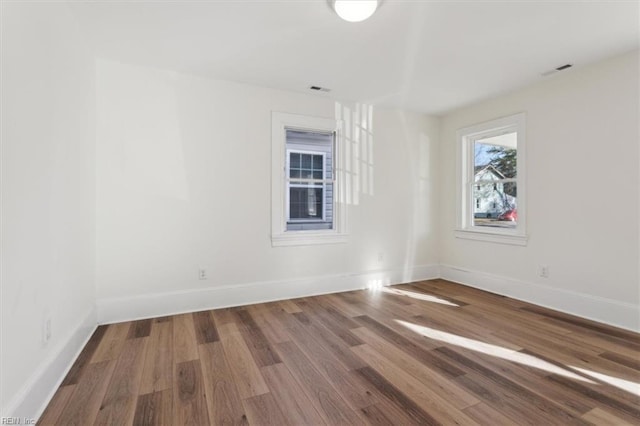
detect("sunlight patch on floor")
[570,366,640,396]
[396,319,594,383]
[382,287,459,307]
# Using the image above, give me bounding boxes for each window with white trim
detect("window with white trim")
[271,112,346,246]
[456,113,527,245]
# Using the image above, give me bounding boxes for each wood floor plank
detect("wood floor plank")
[211,307,238,326]
[55,360,116,425]
[354,366,441,425]
[284,320,376,410]
[127,319,153,339]
[518,348,640,406]
[242,393,289,426]
[60,325,107,386]
[435,346,586,425]
[354,314,465,378]
[234,309,281,367]
[94,336,149,426]
[174,359,210,425]
[37,385,75,425]
[133,389,173,426]
[199,341,248,426]
[462,402,519,426]
[519,305,640,344]
[400,282,470,307]
[357,404,396,426]
[491,322,605,361]
[352,343,478,425]
[193,310,220,344]
[91,322,131,363]
[453,343,595,416]
[314,297,366,329]
[358,290,427,320]
[411,310,524,350]
[140,319,174,394]
[245,304,291,344]
[297,298,364,347]
[454,372,573,426]
[278,299,303,313]
[173,313,199,363]
[40,279,640,425]
[351,326,479,409]
[291,313,367,371]
[599,351,640,371]
[324,293,367,317]
[547,374,640,423]
[260,363,326,426]
[582,407,634,425]
[218,322,269,399]
[275,340,366,425]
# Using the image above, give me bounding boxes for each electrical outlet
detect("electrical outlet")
[198,268,208,280]
[538,265,549,278]
[43,318,52,344]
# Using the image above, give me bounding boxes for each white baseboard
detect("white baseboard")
[2,306,97,421]
[97,264,440,324]
[440,264,640,333]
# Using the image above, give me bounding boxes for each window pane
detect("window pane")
[473,182,517,228]
[301,154,312,169]
[290,153,301,169]
[289,169,301,179]
[312,170,323,179]
[313,155,323,169]
[289,187,323,219]
[474,132,517,179]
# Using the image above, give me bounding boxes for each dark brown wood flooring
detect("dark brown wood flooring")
[38,279,640,425]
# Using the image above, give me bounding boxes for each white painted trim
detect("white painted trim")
[271,232,348,247]
[456,112,527,243]
[97,264,440,324]
[440,264,639,333]
[454,229,528,246]
[2,306,97,421]
[271,112,347,247]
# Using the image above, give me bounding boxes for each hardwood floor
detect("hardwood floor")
[38,279,640,425]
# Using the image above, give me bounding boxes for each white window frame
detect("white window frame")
[456,113,527,246]
[271,112,347,247]
[285,149,327,222]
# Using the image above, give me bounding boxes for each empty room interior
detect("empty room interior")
[2,0,639,424]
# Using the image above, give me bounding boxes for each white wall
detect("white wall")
[95,59,440,322]
[439,50,639,330]
[0,2,97,418]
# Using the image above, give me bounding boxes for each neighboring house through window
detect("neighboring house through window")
[286,130,333,231]
[456,113,527,245]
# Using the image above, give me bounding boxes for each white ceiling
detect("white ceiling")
[69,0,639,115]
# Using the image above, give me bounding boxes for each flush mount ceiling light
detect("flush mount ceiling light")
[333,0,378,22]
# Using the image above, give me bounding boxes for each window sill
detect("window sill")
[454,229,528,246]
[271,232,348,247]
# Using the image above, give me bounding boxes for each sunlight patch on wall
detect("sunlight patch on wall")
[335,102,374,206]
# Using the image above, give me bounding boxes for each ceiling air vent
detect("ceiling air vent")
[541,63,573,76]
[309,85,331,92]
